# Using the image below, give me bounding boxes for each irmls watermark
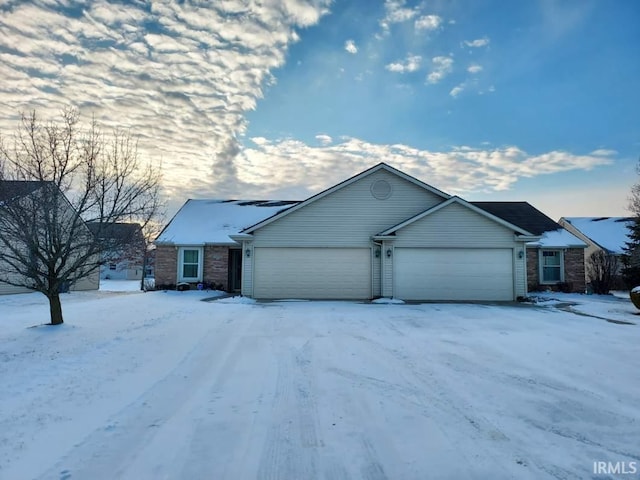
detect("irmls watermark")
[593,461,637,476]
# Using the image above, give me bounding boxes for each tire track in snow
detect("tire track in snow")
[327,330,537,479]
[256,337,322,480]
[36,315,252,480]
[350,332,584,479]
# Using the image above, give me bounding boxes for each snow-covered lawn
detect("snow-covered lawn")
[0,290,638,479]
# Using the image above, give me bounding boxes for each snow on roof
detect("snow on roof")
[155,200,299,245]
[526,228,587,248]
[562,217,634,254]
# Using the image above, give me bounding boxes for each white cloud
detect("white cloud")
[315,134,333,145]
[379,0,418,34]
[344,39,358,54]
[415,15,442,31]
[467,64,483,74]
[426,56,453,84]
[235,138,615,199]
[0,1,332,199]
[385,55,422,73]
[450,85,464,98]
[590,149,617,156]
[463,37,490,48]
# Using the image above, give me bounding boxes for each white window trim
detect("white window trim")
[539,249,564,284]
[178,246,204,282]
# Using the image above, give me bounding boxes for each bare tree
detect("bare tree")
[0,108,162,325]
[587,250,619,294]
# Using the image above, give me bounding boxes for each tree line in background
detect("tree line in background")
[0,108,163,325]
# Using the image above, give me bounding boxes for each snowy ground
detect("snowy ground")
[0,285,639,479]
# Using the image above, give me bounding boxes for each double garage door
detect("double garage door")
[252,247,514,301]
[254,248,371,299]
[394,248,514,301]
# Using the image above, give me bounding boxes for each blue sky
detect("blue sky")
[0,0,638,220]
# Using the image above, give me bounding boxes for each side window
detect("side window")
[179,248,202,281]
[182,249,199,278]
[541,250,562,282]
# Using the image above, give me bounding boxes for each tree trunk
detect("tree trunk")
[48,293,64,325]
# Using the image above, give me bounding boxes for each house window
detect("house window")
[179,247,202,281]
[540,250,563,283]
[109,263,117,271]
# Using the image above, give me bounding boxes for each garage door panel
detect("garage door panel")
[395,248,513,301]
[254,248,371,299]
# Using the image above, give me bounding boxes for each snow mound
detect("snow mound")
[214,296,257,304]
[372,298,405,304]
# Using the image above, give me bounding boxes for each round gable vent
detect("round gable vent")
[371,179,392,200]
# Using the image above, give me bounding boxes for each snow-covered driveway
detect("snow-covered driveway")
[1,289,638,479]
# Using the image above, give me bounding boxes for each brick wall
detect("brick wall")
[204,246,229,290]
[155,245,177,287]
[564,248,586,293]
[526,247,585,293]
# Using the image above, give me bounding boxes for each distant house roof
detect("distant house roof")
[472,201,586,248]
[0,180,48,203]
[561,217,634,254]
[155,199,300,245]
[88,222,144,242]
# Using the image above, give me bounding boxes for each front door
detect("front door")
[228,249,242,292]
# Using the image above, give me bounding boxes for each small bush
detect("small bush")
[588,251,619,294]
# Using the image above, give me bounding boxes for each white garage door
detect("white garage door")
[254,248,371,299]
[395,248,514,301]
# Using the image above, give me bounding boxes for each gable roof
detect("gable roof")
[0,180,48,203]
[378,196,535,237]
[155,199,299,245]
[241,163,451,234]
[472,201,586,248]
[560,217,634,254]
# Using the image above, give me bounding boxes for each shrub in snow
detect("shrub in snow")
[587,251,619,295]
[630,287,640,310]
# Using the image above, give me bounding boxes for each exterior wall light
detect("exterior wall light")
[246,248,251,258]
[386,248,392,258]
[375,248,381,258]
[518,250,524,259]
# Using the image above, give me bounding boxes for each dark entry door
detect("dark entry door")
[228,249,242,292]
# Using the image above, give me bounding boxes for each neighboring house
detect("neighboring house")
[558,216,634,286]
[474,203,587,293]
[0,180,99,295]
[156,164,587,300]
[155,200,299,291]
[89,222,147,280]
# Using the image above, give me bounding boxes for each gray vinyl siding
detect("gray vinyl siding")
[242,243,254,297]
[0,271,99,295]
[252,170,444,247]
[73,272,100,291]
[0,281,33,295]
[393,203,518,248]
[514,249,526,297]
[372,248,381,297]
[382,243,394,297]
